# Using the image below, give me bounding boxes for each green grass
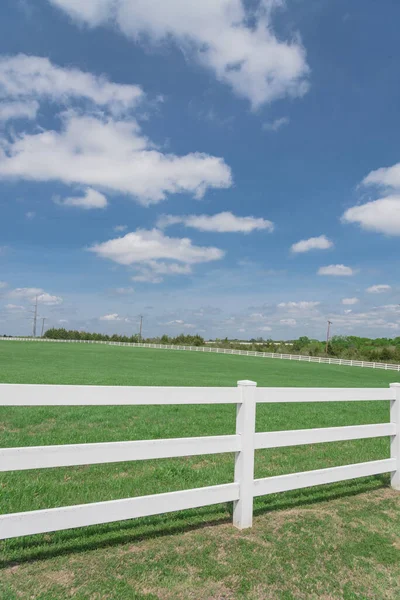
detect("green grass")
[0,341,399,599]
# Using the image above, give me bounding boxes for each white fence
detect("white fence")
[0,381,399,540]
[2,336,400,372]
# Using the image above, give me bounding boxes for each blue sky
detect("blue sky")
[1,0,400,339]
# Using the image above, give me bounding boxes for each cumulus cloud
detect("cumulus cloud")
[279,318,297,326]
[0,281,8,289]
[5,303,25,312]
[165,319,195,328]
[0,54,143,115]
[157,212,274,233]
[0,100,39,122]
[0,112,232,205]
[278,301,320,310]
[342,196,400,236]
[8,287,63,305]
[0,56,232,206]
[132,262,193,284]
[291,235,333,254]
[114,225,128,232]
[342,297,359,305]
[362,163,400,191]
[343,158,400,236]
[99,313,122,321]
[37,293,63,305]
[262,117,290,132]
[318,264,354,276]
[55,188,108,210]
[131,271,163,284]
[366,284,392,294]
[90,229,224,266]
[47,0,310,108]
[113,287,135,295]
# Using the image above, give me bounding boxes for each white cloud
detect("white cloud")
[5,304,25,312]
[8,287,63,305]
[55,188,108,210]
[376,304,400,313]
[0,100,39,122]
[136,262,192,280]
[366,284,392,294]
[165,319,195,329]
[90,229,224,266]
[278,301,320,310]
[342,297,359,305]
[279,318,296,326]
[362,163,400,191]
[25,211,35,220]
[37,293,63,305]
[342,195,400,236]
[0,112,232,205]
[262,117,290,132]
[259,326,272,332]
[9,287,43,299]
[47,0,310,109]
[114,225,128,232]
[157,212,274,233]
[318,264,354,276]
[0,54,143,115]
[99,313,122,321]
[113,287,135,295]
[0,281,8,289]
[291,235,333,254]
[343,160,400,236]
[131,271,163,284]
[131,261,193,283]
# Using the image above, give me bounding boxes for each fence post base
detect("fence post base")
[233,380,257,529]
[390,383,400,491]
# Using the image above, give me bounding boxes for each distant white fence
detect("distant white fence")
[2,336,400,372]
[0,381,399,540]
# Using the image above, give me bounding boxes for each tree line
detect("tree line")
[42,328,400,364]
[43,328,205,347]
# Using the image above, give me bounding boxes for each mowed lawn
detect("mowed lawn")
[0,341,399,599]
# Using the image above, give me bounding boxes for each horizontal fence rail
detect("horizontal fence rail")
[2,336,400,372]
[0,381,399,540]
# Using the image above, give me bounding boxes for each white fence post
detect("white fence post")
[233,380,257,529]
[390,383,400,490]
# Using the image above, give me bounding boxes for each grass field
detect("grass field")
[0,341,399,599]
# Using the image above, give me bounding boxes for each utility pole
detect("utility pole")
[41,317,46,337]
[325,320,332,355]
[139,315,143,341]
[32,295,38,338]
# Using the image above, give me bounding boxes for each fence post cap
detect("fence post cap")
[237,380,257,386]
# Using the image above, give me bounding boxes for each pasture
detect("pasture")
[0,341,399,599]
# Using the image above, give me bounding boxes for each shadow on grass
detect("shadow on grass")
[0,474,390,568]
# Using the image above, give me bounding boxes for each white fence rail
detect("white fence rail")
[0,381,399,540]
[2,336,400,372]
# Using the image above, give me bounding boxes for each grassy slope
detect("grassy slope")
[0,342,399,599]
[1,340,400,386]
